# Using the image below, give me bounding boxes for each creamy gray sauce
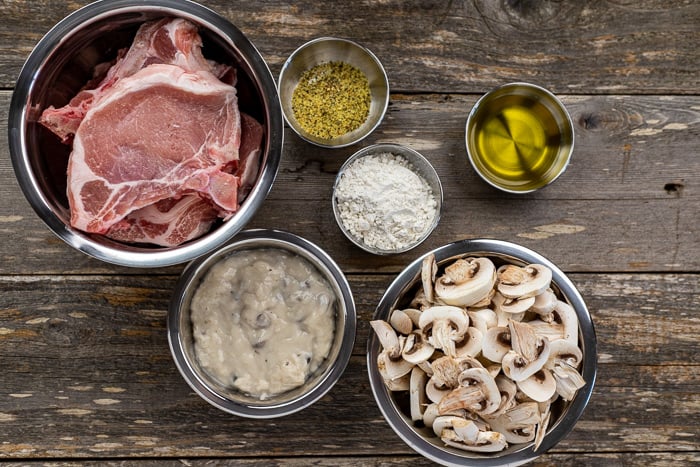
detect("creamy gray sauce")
[190,248,336,400]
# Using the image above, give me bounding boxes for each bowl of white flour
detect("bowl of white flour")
[332,143,443,255]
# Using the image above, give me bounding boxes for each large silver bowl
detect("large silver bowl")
[168,229,356,418]
[8,0,283,267]
[367,238,597,466]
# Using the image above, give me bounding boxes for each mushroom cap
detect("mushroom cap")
[497,264,552,299]
[421,253,438,304]
[517,368,557,402]
[454,327,483,358]
[488,401,540,444]
[370,319,402,358]
[377,350,415,386]
[500,295,536,314]
[434,257,497,307]
[402,330,435,364]
[419,306,470,357]
[389,308,414,335]
[467,308,498,335]
[531,288,558,315]
[438,367,501,416]
[409,366,429,422]
[502,322,551,382]
[482,326,512,363]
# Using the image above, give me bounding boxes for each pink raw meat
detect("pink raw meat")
[236,112,264,200]
[39,17,232,143]
[102,112,263,246]
[68,63,241,234]
[105,195,219,246]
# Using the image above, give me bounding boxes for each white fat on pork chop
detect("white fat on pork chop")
[68,62,241,234]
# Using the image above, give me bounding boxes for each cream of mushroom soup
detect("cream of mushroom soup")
[190,248,336,400]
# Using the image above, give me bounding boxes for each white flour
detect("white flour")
[334,152,438,251]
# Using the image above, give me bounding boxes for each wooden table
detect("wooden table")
[1,1,698,465]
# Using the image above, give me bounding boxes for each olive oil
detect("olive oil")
[467,85,573,192]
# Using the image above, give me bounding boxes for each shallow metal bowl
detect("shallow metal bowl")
[367,238,597,466]
[8,0,283,267]
[168,229,356,418]
[332,143,443,255]
[278,37,389,148]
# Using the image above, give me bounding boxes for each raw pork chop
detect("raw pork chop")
[105,195,219,246]
[40,17,230,143]
[69,63,241,234]
[103,112,263,247]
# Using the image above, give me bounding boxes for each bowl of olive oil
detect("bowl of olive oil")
[466,83,574,193]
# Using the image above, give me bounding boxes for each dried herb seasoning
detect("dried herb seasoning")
[291,61,371,140]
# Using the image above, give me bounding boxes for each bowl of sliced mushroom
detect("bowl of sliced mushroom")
[367,238,596,466]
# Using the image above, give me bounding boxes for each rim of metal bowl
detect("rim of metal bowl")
[167,228,357,418]
[464,82,574,195]
[8,0,283,267]
[367,238,597,466]
[332,143,443,255]
[278,36,389,148]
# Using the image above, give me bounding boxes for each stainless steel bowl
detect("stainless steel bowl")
[168,229,356,418]
[278,37,389,148]
[367,238,597,466]
[332,143,443,255]
[8,0,283,267]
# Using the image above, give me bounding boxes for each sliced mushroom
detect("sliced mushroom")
[421,253,438,304]
[482,326,512,363]
[389,308,414,335]
[418,306,470,357]
[500,295,536,315]
[488,401,540,444]
[370,320,402,359]
[546,340,586,401]
[502,321,551,382]
[492,292,524,326]
[438,367,501,416]
[434,257,496,307]
[402,308,423,328]
[437,418,508,452]
[426,376,452,404]
[409,366,429,422]
[530,288,558,317]
[402,330,435,365]
[376,350,414,388]
[517,368,557,402]
[468,308,498,335]
[497,264,552,299]
[533,403,552,450]
[489,374,518,418]
[454,327,483,358]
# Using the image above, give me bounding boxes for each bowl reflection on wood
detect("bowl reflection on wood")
[367,238,597,467]
[8,0,283,267]
[168,229,356,418]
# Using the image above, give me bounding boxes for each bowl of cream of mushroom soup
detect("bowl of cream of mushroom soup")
[168,229,356,418]
[367,238,597,466]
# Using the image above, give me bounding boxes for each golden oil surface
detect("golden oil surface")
[471,94,565,190]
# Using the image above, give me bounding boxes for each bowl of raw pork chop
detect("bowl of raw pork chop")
[8,0,283,267]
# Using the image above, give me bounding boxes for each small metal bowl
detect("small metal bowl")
[168,229,356,418]
[8,0,284,267]
[367,238,597,466]
[332,143,443,255]
[465,82,574,194]
[278,37,389,148]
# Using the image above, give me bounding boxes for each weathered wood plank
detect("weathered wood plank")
[0,1,698,94]
[1,452,699,466]
[2,91,698,274]
[0,273,697,458]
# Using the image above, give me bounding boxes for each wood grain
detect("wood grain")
[0,1,698,93]
[2,91,698,274]
[0,273,698,459]
[0,0,698,465]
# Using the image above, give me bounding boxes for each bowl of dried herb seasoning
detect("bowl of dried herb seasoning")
[278,37,389,148]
